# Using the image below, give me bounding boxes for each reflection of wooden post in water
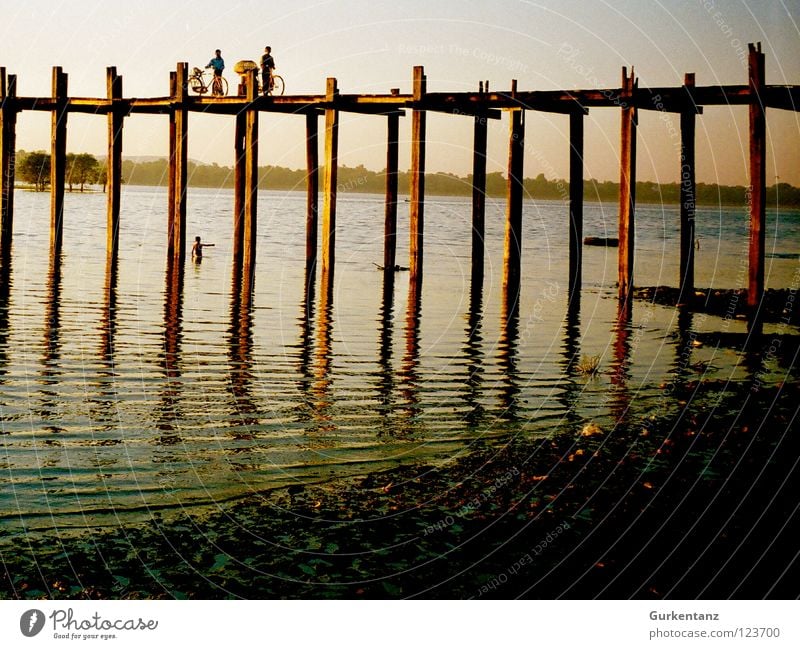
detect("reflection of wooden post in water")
[39,252,63,432]
[306,111,319,274]
[609,302,633,423]
[618,67,637,304]
[678,73,698,305]
[158,257,184,436]
[471,101,488,289]
[559,294,583,423]
[168,64,188,264]
[0,70,18,256]
[377,269,396,428]
[498,273,521,418]
[321,78,339,276]
[242,69,259,274]
[227,257,257,431]
[50,67,68,255]
[747,43,766,330]
[409,66,426,285]
[106,67,124,260]
[568,109,585,298]
[0,254,10,380]
[384,109,399,275]
[463,272,485,425]
[312,268,335,430]
[503,90,524,292]
[101,252,118,361]
[298,262,317,388]
[399,272,422,434]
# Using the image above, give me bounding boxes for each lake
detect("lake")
[1,186,798,539]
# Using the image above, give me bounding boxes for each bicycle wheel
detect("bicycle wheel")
[219,76,229,96]
[190,75,207,95]
[271,75,285,96]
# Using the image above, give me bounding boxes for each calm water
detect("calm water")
[1,186,798,536]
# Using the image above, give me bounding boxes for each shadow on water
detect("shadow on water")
[497,275,521,420]
[227,258,258,435]
[376,269,396,435]
[39,251,64,435]
[462,270,485,427]
[397,276,422,438]
[156,257,184,443]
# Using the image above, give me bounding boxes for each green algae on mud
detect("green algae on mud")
[1,378,797,599]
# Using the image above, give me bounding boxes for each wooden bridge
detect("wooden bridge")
[0,42,797,326]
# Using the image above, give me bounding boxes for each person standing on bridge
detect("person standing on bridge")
[260,46,276,95]
[206,49,225,96]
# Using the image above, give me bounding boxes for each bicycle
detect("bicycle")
[188,67,229,97]
[259,73,285,96]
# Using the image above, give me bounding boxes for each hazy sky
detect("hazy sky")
[2,0,798,184]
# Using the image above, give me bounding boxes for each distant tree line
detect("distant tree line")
[17,150,108,192]
[16,152,800,207]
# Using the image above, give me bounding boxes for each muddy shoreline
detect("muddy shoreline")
[2,375,797,600]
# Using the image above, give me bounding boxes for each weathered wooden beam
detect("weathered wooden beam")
[747,43,766,318]
[50,67,68,254]
[409,66,426,283]
[321,78,339,275]
[503,97,525,292]
[106,67,123,260]
[233,111,245,265]
[569,109,584,298]
[0,70,17,256]
[242,69,259,274]
[618,67,637,303]
[678,73,697,305]
[471,108,488,287]
[306,111,319,273]
[384,110,399,274]
[168,63,188,263]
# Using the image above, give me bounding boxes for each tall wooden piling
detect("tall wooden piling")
[168,63,188,263]
[306,111,319,272]
[678,73,697,305]
[618,67,637,303]
[409,66,426,283]
[106,67,123,260]
[747,43,766,317]
[472,107,488,286]
[321,78,339,275]
[50,67,68,253]
[384,110,399,273]
[503,86,525,291]
[233,111,245,264]
[242,69,259,274]
[568,109,585,297]
[0,69,17,256]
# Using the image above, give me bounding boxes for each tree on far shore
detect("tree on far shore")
[17,151,51,191]
[66,153,100,192]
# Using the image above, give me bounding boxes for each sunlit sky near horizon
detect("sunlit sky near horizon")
[1,0,798,185]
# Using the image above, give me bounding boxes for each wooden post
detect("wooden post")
[50,66,68,254]
[384,111,399,273]
[569,109,585,298]
[472,108,488,286]
[618,67,637,303]
[306,111,319,272]
[503,87,524,291]
[409,66,426,283]
[242,69,259,274]
[321,78,338,275]
[747,43,766,317]
[106,67,123,260]
[679,73,697,305]
[169,63,188,263]
[233,111,245,265]
[0,70,17,256]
